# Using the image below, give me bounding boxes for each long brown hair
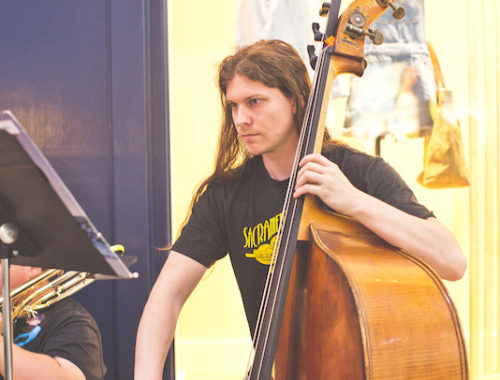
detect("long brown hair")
[191,40,312,204]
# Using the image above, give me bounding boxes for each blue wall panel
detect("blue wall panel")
[0,1,171,378]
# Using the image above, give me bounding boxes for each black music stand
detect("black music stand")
[0,110,135,380]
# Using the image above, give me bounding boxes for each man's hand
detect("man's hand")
[294,153,365,216]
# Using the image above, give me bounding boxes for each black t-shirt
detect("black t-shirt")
[7,297,106,380]
[173,146,433,333]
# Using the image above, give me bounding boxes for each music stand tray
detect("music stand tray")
[0,110,134,277]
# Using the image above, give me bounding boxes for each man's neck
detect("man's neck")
[262,149,296,181]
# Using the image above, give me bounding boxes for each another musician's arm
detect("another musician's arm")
[134,251,206,380]
[0,342,85,380]
[294,153,467,281]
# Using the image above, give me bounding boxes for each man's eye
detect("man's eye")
[249,99,260,106]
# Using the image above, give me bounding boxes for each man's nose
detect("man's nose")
[233,106,251,126]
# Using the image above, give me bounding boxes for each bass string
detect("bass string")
[247,45,331,377]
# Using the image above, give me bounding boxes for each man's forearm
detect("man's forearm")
[0,343,85,380]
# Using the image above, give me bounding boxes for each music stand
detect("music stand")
[0,110,136,380]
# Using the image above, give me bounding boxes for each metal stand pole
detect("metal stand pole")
[0,223,19,380]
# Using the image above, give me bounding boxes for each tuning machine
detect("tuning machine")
[344,10,384,45]
[308,22,322,70]
[319,2,330,17]
[307,45,318,70]
[376,0,406,20]
[312,22,323,42]
[388,1,406,19]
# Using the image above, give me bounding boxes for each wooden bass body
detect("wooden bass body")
[274,212,468,379]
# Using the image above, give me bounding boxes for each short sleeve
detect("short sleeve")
[327,146,434,219]
[362,156,434,219]
[172,183,229,267]
[43,314,105,380]
[20,298,106,380]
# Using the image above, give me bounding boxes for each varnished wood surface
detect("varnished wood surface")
[274,216,468,379]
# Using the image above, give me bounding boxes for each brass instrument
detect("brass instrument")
[0,244,132,320]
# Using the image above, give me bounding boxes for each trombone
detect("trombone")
[0,244,129,320]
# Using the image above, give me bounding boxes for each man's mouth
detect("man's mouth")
[240,133,258,140]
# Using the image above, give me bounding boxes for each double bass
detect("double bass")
[246,1,469,379]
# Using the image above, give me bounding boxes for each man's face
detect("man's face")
[0,265,41,294]
[226,74,299,159]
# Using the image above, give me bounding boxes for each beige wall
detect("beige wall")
[167,1,250,379]
[168,1,499,379]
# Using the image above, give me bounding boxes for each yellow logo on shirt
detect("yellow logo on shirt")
[244,213,282,266]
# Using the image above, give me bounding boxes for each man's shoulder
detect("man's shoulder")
[43,297,98,328]
[322,142,396,189]
[49,297,88,313]
[323,142,374,162]
[207,157,263,190]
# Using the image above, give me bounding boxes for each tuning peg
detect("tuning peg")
[389,1,406,19]
[366,28,384,45]
[319,2,330,17]
[312,22,323,42]
[307,45,318,70]
[345,23,385,45]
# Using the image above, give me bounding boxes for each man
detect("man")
[0,265,106,380]
[134,39,467,379]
